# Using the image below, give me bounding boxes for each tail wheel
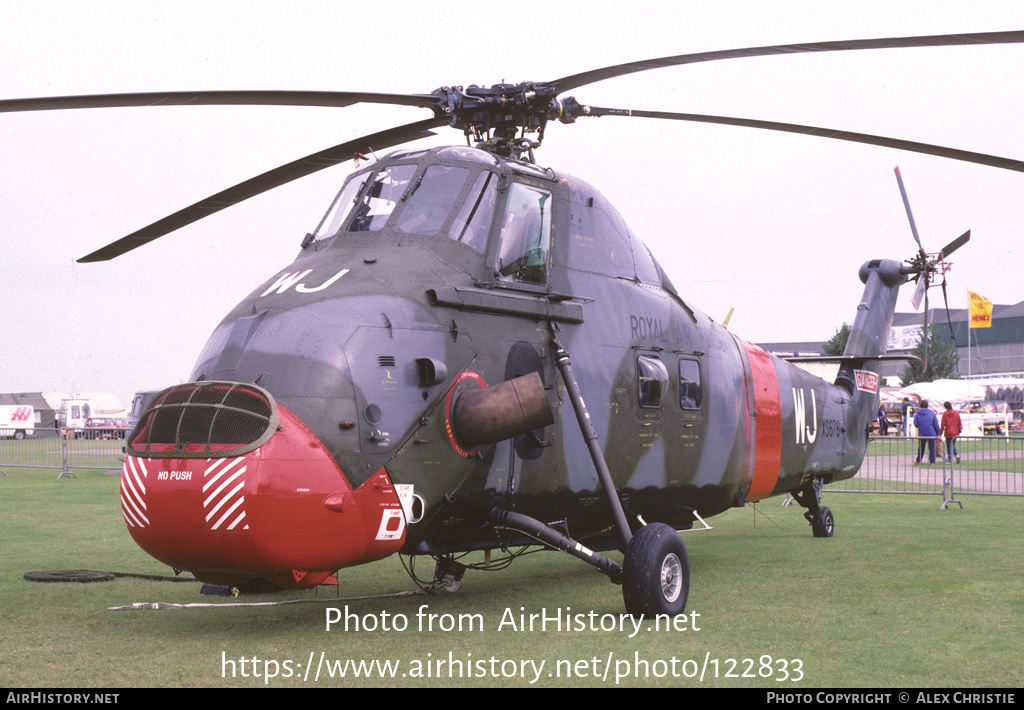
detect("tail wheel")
[622,522,689,618]
[811,506,835,538]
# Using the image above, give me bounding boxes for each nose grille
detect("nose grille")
[127,382,278,459]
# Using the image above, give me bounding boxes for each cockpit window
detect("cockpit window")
[448,170,497,252]
[312,170,371,242]
[630,229,662,286]
[346,164,417,233]
[495,182,552,285]
[395,165,471,237]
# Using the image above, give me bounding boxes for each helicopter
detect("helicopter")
[3,30,1023,617]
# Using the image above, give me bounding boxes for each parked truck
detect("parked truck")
[0,405,35,439]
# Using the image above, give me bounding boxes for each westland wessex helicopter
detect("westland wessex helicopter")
[4,31,1023,617]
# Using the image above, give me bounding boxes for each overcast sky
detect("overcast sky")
[2,1,1023,408]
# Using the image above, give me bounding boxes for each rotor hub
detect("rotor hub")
[430,83,588,158]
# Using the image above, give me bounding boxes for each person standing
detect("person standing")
[941,401,963,464]
[901,397,913,436]
[877,405,890,436]
[913,400,940,464]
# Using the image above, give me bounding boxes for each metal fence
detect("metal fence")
[3,429,1022,509]
[826,434,1024,509]
[0,428,125,479]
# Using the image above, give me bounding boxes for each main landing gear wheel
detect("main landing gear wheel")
[622,523,689,618]
[794,476,834,538]
[809,506,834,538]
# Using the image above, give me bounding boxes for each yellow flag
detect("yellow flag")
[969,290,993,328]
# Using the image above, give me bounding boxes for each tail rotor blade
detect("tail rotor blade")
[941,279,956,340]
[894,166,924,251]
[922,287,930,372]
[941,230,971,259]
[911,274,927,311]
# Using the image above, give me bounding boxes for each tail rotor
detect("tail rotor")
[893,166,970,372]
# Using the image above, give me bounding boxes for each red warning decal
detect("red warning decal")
[854,369,879,394]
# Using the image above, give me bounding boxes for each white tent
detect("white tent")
[903,378,1024,407]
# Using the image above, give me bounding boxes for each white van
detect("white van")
[57,399,93,436]
[0,405,35,439]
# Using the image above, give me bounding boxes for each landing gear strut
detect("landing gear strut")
[792,476,834,538]
[538,327,690,616]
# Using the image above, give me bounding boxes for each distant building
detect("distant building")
[890,300,1024,378]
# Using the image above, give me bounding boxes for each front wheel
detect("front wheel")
[622,523,689,618]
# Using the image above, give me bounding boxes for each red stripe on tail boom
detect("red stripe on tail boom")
[742,341,782,501]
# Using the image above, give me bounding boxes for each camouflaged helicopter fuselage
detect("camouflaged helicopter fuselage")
[190,145,894,558]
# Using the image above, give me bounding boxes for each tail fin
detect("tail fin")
[782,260,913,429]
[783,259,911,369]
[844,260,906,360]
[836,259,911,426]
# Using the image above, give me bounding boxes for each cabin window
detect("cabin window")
[395,165,471,237]
[346,164,418,233]
[495,182,552,285]
[678,358,702,410]
[448,170,498,252]
[637,354,669,408]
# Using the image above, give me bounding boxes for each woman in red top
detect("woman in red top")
[941,401,962,463]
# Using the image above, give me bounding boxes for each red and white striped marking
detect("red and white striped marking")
[121,457,150,528]
[203,457,249,531]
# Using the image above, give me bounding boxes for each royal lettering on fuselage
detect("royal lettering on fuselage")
[630,315,666,343]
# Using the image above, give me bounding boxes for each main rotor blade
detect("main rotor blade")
[0,90,440,114]
[894,166,924,250]
[76,117,445,263]
[584,106,1024,173]
[941,230,971,258]
[550,30,1024,94]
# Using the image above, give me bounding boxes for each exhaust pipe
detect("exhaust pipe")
[451,372,553,448]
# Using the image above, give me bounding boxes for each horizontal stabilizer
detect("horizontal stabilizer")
[780,354,918,366]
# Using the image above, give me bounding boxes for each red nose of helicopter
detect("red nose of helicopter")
[119,382,406,588]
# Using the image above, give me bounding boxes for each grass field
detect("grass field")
[1,467,1022,688]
